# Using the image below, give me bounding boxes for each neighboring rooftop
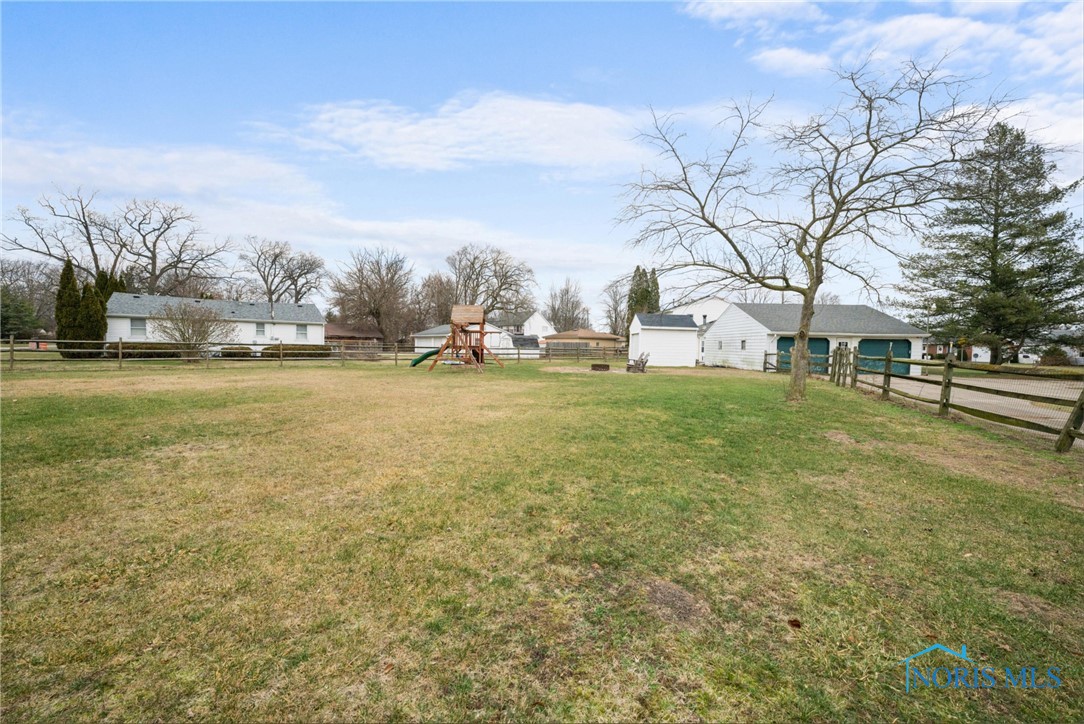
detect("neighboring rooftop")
[635,313,699,329]
[324,323,383,340]
[106,293,325,324]
[732,304,926,336]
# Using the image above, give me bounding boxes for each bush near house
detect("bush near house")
[1039,345,1070,367]
[259,344,333,359]
[103,342,181,359]
[219,346,255,358]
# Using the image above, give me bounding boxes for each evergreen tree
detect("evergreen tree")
[75,284,107,357]
[900,123,1084,363]
[648,269,661,312]
[55,259,82,356]
[0,288,41,338]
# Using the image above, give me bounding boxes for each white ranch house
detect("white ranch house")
[106,293,326,346]
[628,313,700,367]
[703,303,926,375]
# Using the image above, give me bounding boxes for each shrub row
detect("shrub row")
[103,342,182,359]
[258,344,333,359]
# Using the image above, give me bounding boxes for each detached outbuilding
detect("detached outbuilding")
[628,313,699,367]
[703,303,926,375]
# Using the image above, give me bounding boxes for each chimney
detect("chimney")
[702,315,707,325]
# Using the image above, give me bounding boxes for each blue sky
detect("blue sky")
[3,1,1082,321]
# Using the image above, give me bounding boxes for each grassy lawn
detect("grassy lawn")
[2,362,1081,720]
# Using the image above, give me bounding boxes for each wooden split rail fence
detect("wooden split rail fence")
[765,346,1084,453]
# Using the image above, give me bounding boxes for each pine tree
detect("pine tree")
[900,123,1084,363]
[624,266,646,334]
[76,284,107,357]
[55,259,82,357]
[648,269,661,312]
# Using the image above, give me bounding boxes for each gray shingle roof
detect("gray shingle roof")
[732,304,926,336]
[106,293,325,324]
[511,334,540,349]
[635,313,699,329]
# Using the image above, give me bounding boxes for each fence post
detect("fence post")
[1054,387,1084,453]
[340,342,346,367]
[118,337,124,370]
[394,345,399,366]
[849,348,859,389]
[517,347,521,363]
[279,340,284,368]
[576,346,581,362]
[833,347,842,384]
[8,335,14,372]
[880,347,893,400]
[938,353,955,417]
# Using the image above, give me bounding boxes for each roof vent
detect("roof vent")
[132,295,141,299]
[194,299,202,303]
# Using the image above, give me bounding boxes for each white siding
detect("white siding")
[637,327,698,366]
[522,312,556,340]
[669,297,730,327]
[105,316,324,345]
[414,327,514,354]
[702,306,771,369]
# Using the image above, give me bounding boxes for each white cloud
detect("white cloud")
[682,1,824,30]
[1005,93,1084,182]
[750,46,832,76]
[2,137,323,206]
[259,92,651,175]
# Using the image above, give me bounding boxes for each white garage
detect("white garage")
[628,314,699,367]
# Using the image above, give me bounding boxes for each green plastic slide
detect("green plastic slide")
[410,348,439,367]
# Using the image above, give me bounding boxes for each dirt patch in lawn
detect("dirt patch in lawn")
[642,578,711,627]
[541,366,627,374]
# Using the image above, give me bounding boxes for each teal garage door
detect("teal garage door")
[777,337,830,373]
[857,339,911,375]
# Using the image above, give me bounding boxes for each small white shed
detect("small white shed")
[628,313,700,367]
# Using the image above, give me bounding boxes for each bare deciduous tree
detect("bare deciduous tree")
[238,236,326,304]
[3,190,231,297]
[3,189,126,280]
[545,277,591,332]
[118,198,229,295]
[816,291,842,305]
[446,244,535,314]
[331,247,415,343]
[600,276,629,336]
[410,271,456,330]
[155,302,238,358]
[623,60,1003,400]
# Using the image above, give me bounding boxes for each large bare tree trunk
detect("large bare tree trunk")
[787,294,817,402]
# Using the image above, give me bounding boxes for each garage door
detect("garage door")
[857,339,911,375]
[777,337,830,374]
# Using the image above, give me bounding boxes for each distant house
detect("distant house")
[703,303,926,375]
[324,323,384,346]
[543,328,623,351]
[667,295,731,328]
[628,313,699,367]
[488,311,557,340]
[105,293,325,345]
[412,323,515,355]
[666,296,731,363]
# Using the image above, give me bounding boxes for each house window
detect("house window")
[130,318,146,338]
[838,341,849,348]
[718,341,722,350]
[256,322,265,337]
[740,340,747,350]
[296,324,308,341]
